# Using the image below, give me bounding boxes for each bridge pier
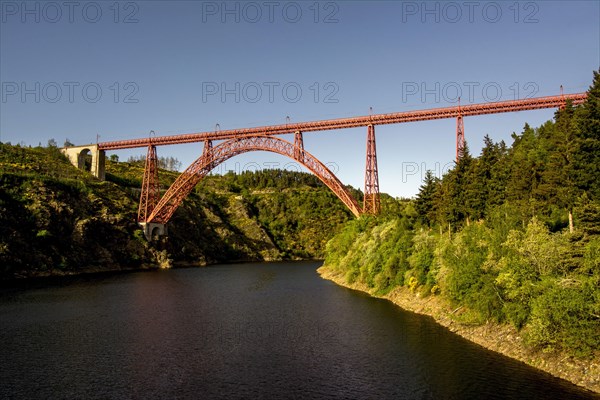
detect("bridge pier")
[363,124,380,215]
[294,130,304,161]
[456,115,465,160]
[138,145,160,223]
[139,222,167,241]
[61,144,106,180]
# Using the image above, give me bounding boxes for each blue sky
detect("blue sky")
[1,1,599,197]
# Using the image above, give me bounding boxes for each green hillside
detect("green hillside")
[322,71,600,358]
[0,145,354,279]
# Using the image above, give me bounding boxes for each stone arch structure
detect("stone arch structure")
[61,144,106,180]
[138,222,167,241]
[143,135,362,226]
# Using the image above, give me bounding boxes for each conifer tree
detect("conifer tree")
[573,70,600,200]
[415,170,439,226]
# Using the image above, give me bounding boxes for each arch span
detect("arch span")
[145,135,362,223]
[79,149,93,172]
[60,144,106,180]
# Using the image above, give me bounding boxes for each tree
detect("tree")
[158,156,182,171]
[478,135,509,213]
[573,70,600,200]
[444,142,474,227]
[415,170,439,226]
[109,154,119,162]
[47,138,57,148]
[543,104,579,231]
[505,123,543,223]
[127,155,145,164]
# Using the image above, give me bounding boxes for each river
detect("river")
[0,261,596,399]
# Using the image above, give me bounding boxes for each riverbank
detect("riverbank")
[0,257,322,286]
[318,266,600,395]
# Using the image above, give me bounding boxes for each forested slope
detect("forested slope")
[0,146,354,279]
[322,71,600,360]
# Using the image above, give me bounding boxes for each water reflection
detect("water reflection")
[0,262,597,399]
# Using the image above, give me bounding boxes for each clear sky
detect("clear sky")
[1,0,598,197]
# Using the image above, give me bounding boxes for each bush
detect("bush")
[526,279,600,357]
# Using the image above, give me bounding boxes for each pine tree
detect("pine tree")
[415,170,439,226]
[454,142,475,225]
[483,137,509,212]
[573,70,600,200]
[505,123,542,221]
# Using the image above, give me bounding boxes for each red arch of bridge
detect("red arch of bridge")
[144,135,362,224]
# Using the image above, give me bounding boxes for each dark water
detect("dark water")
[0,261,597,399]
